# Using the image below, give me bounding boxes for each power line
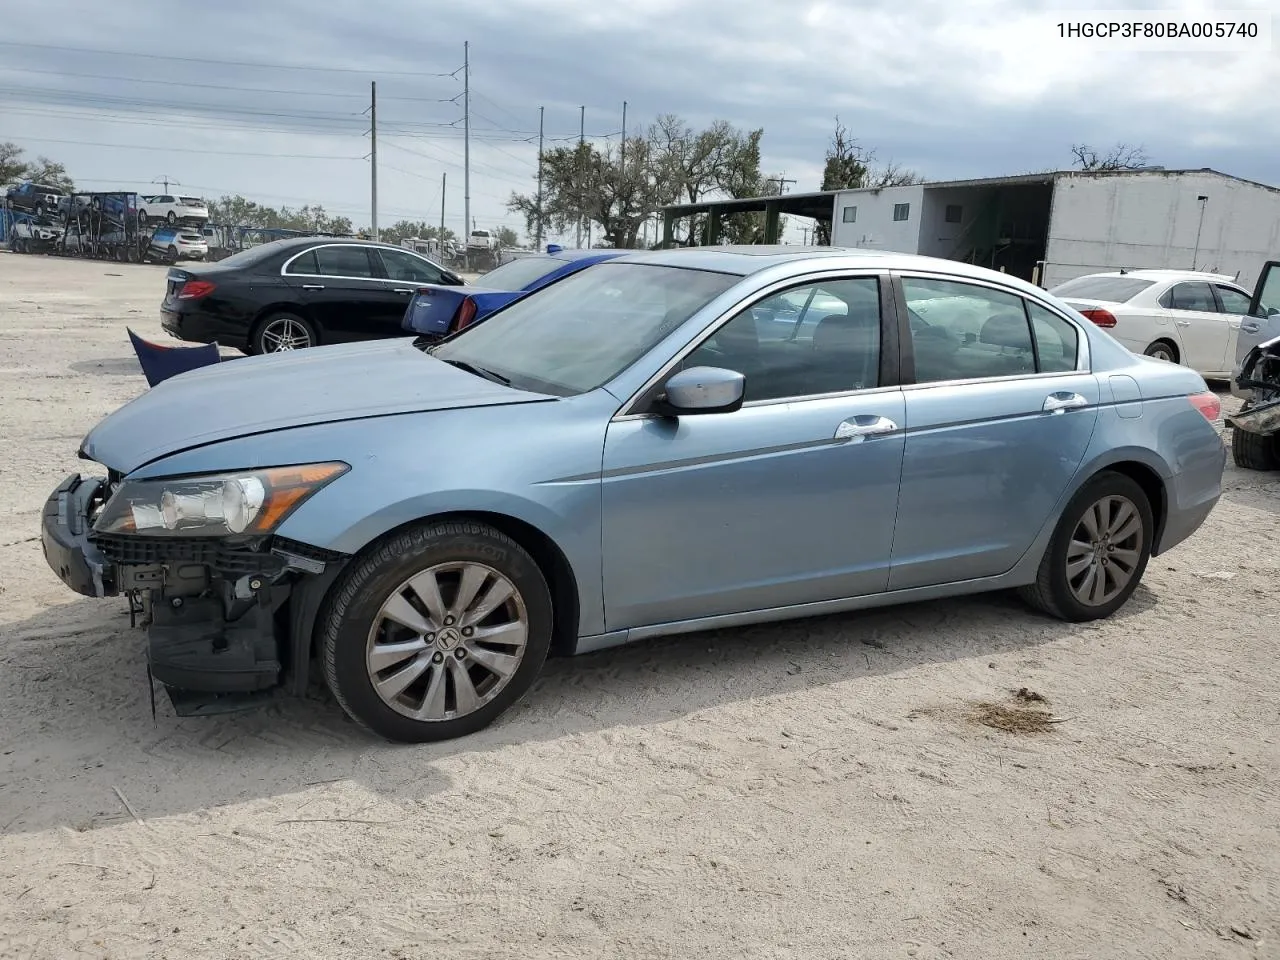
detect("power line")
[0,40,463,78]
[0,65,464,103]
[12,135,362,160]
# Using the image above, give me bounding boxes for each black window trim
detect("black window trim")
[617,268,903,419]
[888,270,1091,388]
[279,242,438,284]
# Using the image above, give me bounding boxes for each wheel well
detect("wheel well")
[328,511,582,659]
[1098,460,1168,551]
[1147,338,1180,362]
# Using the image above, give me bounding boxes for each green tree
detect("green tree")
[495,226,519,248]
[0,142,75,191]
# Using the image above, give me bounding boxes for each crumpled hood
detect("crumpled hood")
[81,337,549,473]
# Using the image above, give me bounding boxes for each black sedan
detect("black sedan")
[160,236,466,354]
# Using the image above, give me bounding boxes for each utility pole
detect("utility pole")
[535,106,545,250]
[1192,194,1209,269]
[576,105,584,248]
[369,81,378,240]
[463,41,471,251]
[440,171,446,243]
[152,176,179,193]
[767,174,796,195]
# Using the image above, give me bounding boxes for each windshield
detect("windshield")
[476,256,566,290]
[430,262,739,396]
[1050,275,1155,303]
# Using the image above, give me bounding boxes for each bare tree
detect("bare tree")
[1070,142,1150,171]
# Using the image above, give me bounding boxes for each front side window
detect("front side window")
[313,245,375,279]
[379,248,444,284]
[681,277,882,402]
[893,203,910,221]
[430,262,738,396]
[1164,281,1216,312]
[1214,284,1252,315]
[904,276,1034,382]
[1256,264,1280,317]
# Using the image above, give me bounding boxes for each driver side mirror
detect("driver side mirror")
[651,366,745,416]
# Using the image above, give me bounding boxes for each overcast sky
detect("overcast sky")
[2,0,1276,245]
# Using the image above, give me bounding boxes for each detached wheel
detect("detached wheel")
[1019,471,1153,622]
[1231,411,1280,471]
[251,312,317,353]
[319,521,552,743]
[1144,340,1178,364]
[166,211,176,224]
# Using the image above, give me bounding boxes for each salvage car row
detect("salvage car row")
[43,244,1257,744]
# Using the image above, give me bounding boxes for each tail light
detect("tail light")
[1079,307,1117,328]
[177,279,216,299]
[1188,391,1221,422]
[453,297,478,332]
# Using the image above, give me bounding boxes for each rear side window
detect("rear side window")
[286,250,319,275]
[1164,281,1216,312]
[314,245,375,278]
[903,277,1034,382]
[1050,276,1154,302]
[1026,301,1079,372]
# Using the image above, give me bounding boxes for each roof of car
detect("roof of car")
[258,235,410,253]
[1067,269,1241,284]
[609,245,1051,287]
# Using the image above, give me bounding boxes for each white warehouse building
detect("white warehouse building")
[828,168,1280,289]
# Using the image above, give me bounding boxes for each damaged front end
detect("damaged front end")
[41,464,350,716]
[1225,335,1280,436]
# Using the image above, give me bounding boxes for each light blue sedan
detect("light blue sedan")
[41,247,1227,742]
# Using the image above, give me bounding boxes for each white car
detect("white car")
[1049,269,1255,379]
[137,194,210,225]
[147,225,209,262]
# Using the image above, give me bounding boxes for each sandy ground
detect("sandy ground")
[0,252,1277,960]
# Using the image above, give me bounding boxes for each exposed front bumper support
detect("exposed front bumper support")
[41,474,116,598]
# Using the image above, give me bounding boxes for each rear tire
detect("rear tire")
[319,521,553,743]
[250,311,317,353]
[1144,340,1178,364]
[1231,413,1280,471]
[1018,470,1154,622]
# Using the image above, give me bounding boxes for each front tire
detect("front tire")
[1231,412,1280,471]
[319,521,553,743]
[166,211,176,224]
[1019,470,1153,622]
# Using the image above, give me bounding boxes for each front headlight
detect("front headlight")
[93,462,349,538]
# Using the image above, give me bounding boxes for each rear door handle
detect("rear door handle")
[301,284,325,290]
[834,414,899,442]
[393,288,414,295]
[1241,319,1261,334]
[1043,391,1088,414]
[1175,319,1191,327]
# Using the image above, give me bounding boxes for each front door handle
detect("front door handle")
[834,414,899,442]
[1043,391,1088,414]
[393,288,414,295]
[1241,319,1261,334]
[301,284,325,291]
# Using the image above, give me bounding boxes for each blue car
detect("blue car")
[40,246,1225,743]
[402,247,626,339]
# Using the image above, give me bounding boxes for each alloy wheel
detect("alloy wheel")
[1066,494,1143,606]
[365,561,529,722]
[259,316,312,351]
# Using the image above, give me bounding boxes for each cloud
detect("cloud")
[1,0,1276,242]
